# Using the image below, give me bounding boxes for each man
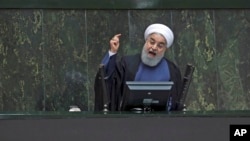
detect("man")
[94,23,183,111]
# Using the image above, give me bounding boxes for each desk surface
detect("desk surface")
[1,110,250,141]
[1,110,250,120]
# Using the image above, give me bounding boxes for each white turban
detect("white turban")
[144,23,174,48]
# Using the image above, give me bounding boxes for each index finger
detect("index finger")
[112,34,122,40]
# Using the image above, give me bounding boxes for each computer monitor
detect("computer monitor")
[121,81,174,111]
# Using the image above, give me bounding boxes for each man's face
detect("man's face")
[141,33,167,67]
[144,33,167,58]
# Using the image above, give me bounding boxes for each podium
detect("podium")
[1,111,250,141]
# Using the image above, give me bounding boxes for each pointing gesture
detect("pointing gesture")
[109,34,121,53]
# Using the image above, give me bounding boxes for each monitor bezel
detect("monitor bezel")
[121,81,174,111]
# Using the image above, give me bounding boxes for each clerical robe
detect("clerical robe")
[94,53,183,111]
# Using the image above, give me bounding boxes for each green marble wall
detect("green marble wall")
[0,9,249,111]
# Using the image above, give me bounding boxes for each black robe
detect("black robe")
[94,53,183,111]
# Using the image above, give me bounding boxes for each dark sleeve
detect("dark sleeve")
[94,68,104,111]
[110,55,141,111]
[112,57,127,111]
[168,61,183,111]
[100,52,117,77]
[94,54,123,111]
[94,53,117,111]
[105,54,118,77]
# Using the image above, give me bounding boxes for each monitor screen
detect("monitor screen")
[121,81,174,111]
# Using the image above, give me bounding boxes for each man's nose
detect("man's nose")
[151,44,158,50]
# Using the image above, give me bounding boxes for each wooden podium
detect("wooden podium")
[1,111,250,141]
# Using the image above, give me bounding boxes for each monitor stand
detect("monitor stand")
[143,98,159,111]
[130,99,160,113]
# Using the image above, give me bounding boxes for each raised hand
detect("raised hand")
[109,34,121,53]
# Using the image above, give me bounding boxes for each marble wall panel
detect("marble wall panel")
[41,10,88,111]
[172,10,218,110]
[215,10,250,110]
[0,9,249,112]
[0,10,44,111]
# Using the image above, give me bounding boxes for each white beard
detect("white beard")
[141,46,164,67]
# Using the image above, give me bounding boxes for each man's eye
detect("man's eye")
[158,44,164,48]
[150,41,155,44]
